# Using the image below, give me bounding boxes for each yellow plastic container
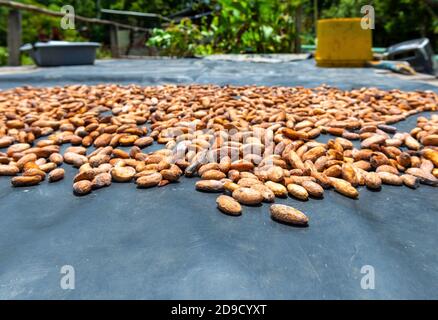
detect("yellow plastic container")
[316,18,372,67]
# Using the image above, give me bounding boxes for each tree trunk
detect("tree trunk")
[7,9,22,66]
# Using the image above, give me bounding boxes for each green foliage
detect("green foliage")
[320,0,362,18]
[0,46,32,66]
[0,1,92,46]
[21,52,34,66]
[146,0,437,56]
[147,18,213,56]
[148,0,306,56]
[96,47,112,59]
[0,47,8,65]
[208,0,300,53]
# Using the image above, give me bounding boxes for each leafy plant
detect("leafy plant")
[21,53,34,66]
[0,46,37,66]
[147,18,211,57]
[0,47,8,66]
[96,47,112,59]
[147,0,307,55]
[209,0,303,53]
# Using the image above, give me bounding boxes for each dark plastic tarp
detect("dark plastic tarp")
[0,59,437,299]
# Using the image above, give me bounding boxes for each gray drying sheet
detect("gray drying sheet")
[0,58,437,299]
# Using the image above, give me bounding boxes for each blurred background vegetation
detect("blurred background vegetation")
[0,0,437,63]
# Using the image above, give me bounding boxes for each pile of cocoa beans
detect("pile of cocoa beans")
[0,84,437,226]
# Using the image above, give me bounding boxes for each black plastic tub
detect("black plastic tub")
[20,41,100,67]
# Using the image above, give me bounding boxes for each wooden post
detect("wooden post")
[7,9,22,66]
[109,24,120,58]
[294,5,302,53]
